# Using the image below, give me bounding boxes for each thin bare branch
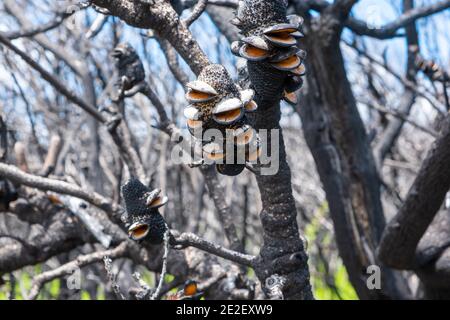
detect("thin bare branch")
[172,232,256,267]
[27,242,128,300]
[0,162,116,214]
[347,0,450,39]
[184,0,208,26]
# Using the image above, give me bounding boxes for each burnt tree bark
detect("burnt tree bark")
[294,2,411,299]
[292,0,450,299]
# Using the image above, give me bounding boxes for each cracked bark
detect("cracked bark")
[253,98,313,300]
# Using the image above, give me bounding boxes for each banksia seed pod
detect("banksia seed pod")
[167,280,203,300]
[111,43,146,92]
[231,0,306,105]
[184,64,262,176]
[121,178,168,245]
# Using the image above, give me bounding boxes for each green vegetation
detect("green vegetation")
[1,203,357,300]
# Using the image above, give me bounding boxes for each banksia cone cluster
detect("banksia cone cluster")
[231,0,306,105]
[121,178,168,245]
[184,64,261,176]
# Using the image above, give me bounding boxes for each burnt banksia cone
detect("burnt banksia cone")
[111,43,146,97]
[184,64,262,176]
[231,0,306,105]
[121,178,168,245]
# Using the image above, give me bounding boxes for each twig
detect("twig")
[0,32,105,122]
[0,116,7,162]
[444,82,450,111]
[131,272,152,300]
[172,232,256,267]
[4,10,78,40]
[346,0,450,39]
[0,162,116,215]
[365,101,438,138]
[92,0,210,75]
[8,273,15,300]
[103,254,126,300]
[108,112,148,183]
[139,84,171,130]
[85,14,109,39]
[27,242,128,300]
[156,277,184,299]
[150,228,170,300]
[197,272,227,292]
[343,39,446,113]
[184,0,208,26]
[156,38,190,85]
[4,55,44,159]
[201,165,243,252]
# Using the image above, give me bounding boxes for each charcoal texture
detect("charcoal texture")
[194,64,244,133]
[142,212,167,244]
[121,178,153,217]
[236,0,288,36]
[121,178,168,245]
[216,164,246,176]
[112,43,145,91]
[231,0,306,105]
